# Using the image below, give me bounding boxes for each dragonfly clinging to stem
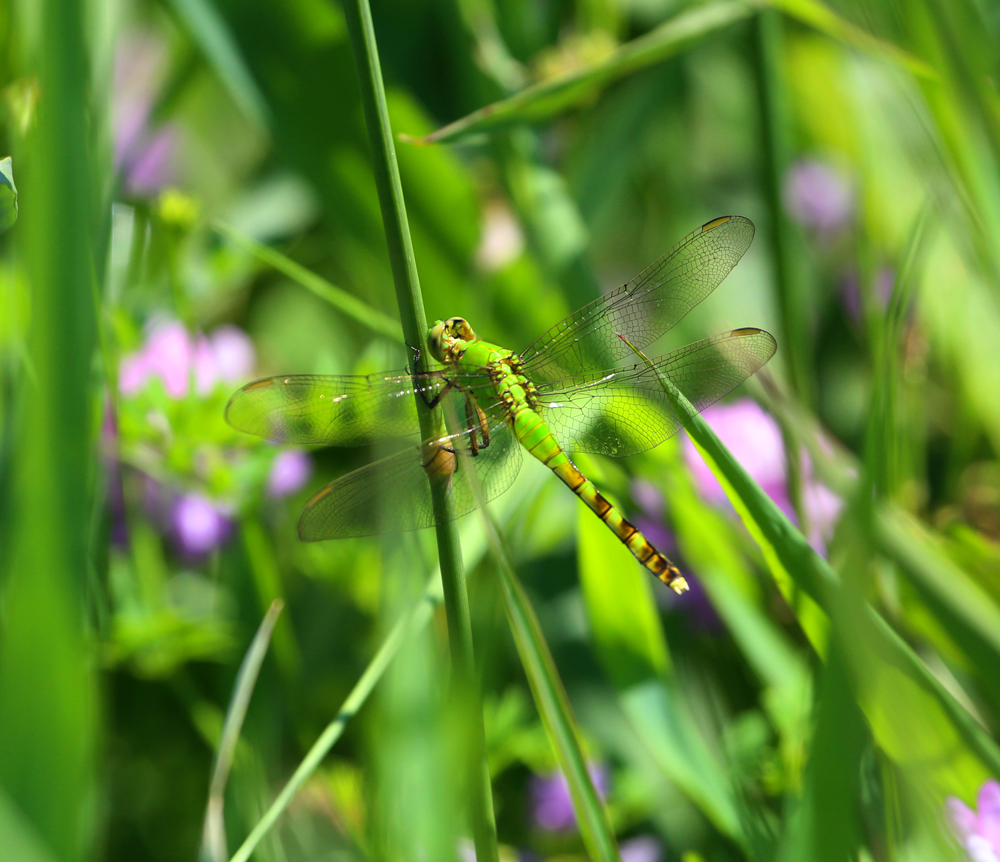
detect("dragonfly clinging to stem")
[226,215,776,594]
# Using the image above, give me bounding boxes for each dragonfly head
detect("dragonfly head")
[428,317,476,363]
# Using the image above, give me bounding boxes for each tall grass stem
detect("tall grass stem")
[339,0,499,857]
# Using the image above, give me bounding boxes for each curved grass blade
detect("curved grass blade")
[408,1,930,146]
[164,0,271,129]
[228,581,444,862]
[622,338,1000,783]
[200,601,283,862]
[225,462,548,862]
[213,221,404,342]
[407,1,755,145]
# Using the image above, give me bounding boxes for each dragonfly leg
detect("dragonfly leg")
[464,391,490,455]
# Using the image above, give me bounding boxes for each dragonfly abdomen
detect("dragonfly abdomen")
[510,404,688,594]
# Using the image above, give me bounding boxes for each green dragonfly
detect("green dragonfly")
[226,215,776,594]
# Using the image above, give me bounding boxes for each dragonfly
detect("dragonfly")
[226,215,776,594]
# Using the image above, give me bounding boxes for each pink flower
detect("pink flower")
[683,400,842,555]
[948,780,1000,862]
[267,450,313,498]
[120,320,254,398]
[784,158,854,232]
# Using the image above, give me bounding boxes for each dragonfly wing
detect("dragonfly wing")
[535,328,776,457]
[225,371,485,446]
[297,420,523,539]
[520,216,755,382]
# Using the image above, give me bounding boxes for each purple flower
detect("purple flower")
[682,400,842,555]
[784,158,853,232]
[620,835,664,862]
[948,780,1000,862]
[267,450,313,498]
[841,268,896,322]
[531,764,609,832]
[171,492,234,557]
[120,320,255,398]
[113,30,178,195]
[113,36,177,194]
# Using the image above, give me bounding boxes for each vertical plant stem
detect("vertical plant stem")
[339,1,499,859]
[0,0,99,855]
[752,9,811,533]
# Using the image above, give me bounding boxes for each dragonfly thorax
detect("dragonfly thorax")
[428,317,477,364]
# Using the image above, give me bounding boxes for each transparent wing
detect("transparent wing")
[534,328,776,457]
[297,420,523,539]
[225,370,491,446]
[520,216,755,382]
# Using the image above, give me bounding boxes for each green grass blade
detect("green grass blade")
[875,505,1000,710]
[763,0,934,79]
[0,0,100,856]
[213,220,403,343]
[163,0,271,129]
[623,339,1000,784]
[752,11,814,405]
[225,475,540,861]
[493,533,622,862]
[228,577,444,862]
[0,791,60,862]
[577,508,748,840]
[409,1,755,144]
[577,507,671,686]
[200,600,283,862]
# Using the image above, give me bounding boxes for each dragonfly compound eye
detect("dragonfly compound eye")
[427,319,446,362]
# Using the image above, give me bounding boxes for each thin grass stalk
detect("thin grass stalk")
[339,1,498,858]
[467,504,622,861]
[752,10,812,540]
[228,575,445,862]
[435,424,619,860]
[212,221,403,342]
[200,601,283,862]
[494,544,622,862]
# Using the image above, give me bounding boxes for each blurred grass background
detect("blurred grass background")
[3,0,1000,859]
